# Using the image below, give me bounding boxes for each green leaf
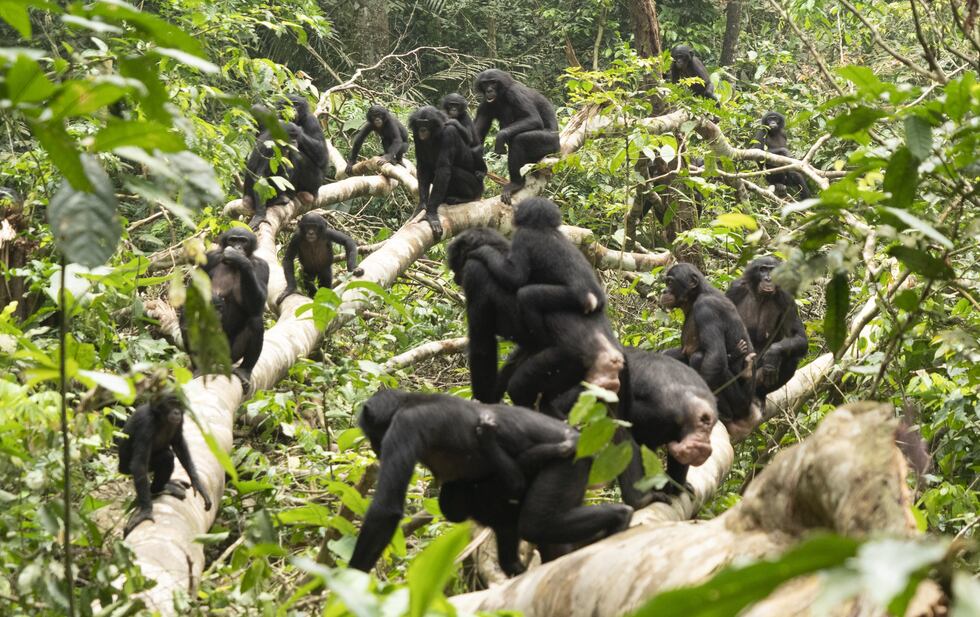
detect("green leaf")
[93,119,186,153]
[629,535,861,617]
[943,72,974,122]
[880,206,952,249]
[290,559,381,617]
[893,289,919,313]
[577,417,617,458]
[407,523,470,617]
[883,147,919,210]
[47,154,121,267]
[588,440,633,485]
[276,504,332,527]
[0,1,32,38]
[48,80,128,118]
[824,272,848,354]
[28,119,92,191]
[182,270,233,377]
[6,54,56,104]
[197,421,238,483]
[714,212,758,231]
[151,47,219,74]
[87,0,206,57]
[76,370,134,402]
[829,106,886,139]
[952,572,980,617]
[887,246,954,279]
[904,116,933,160]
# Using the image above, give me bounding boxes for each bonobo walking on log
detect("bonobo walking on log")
[242,94,328,227]
[472,70,560,204]
[661,263,760,438]
[669,45,717,102]
[348,390,633,575]
[277,213,358,303]
[117,392,212,536]
[184,227,269,393]
[345,105,409,176]
[408,106,485,238]
[750,111,812,199]
[726,256,807,396]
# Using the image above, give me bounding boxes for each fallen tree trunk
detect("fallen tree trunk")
[451,403,919,616]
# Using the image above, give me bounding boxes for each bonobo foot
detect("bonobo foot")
[739,352,757,380]
[276,287,298,305]
[501,182,523,205]
[426,213,443,239]
[159,480,189,500]
[232,367,254,395]
[124,507,155,536]
[297,191,316,206]
[500,558,527,577]
[248,213,267,229]
[664,480,695,497]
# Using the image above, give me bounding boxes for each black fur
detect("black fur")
[345,105,409,175]
[751,111,812,199]
[277,213,358,303]
[669,45,717,102]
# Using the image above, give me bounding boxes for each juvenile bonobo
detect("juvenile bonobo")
[750,111,811,199]
[472,70,560,204]
[440,92,488,179]
[447,227,624,414]
[661,263,760,438]
[669,45,717,102]
[278,213,358,303]
[243,94,327,227]
[345,105,409,176]
[116,392,212,536]
[193,227,269,392]
[726,256,807,396]
[409,106,485,238]
[348,390,632,575]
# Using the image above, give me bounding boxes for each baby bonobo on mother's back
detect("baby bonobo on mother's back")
[277,213,358,303]
[117,392,212,536]
[348,390,632,576]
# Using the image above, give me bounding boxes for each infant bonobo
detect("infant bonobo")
[277,213,358,303]
[116,392,212,536]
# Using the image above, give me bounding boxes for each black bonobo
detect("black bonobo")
[447,227,624,416]
[726,256,807,396]
[440,92,487,178]
[117,392,212,536]
[660,263,760,438]
[472,70,560,204]
[277,213,358,303]
[408,106,485,238]
[750,111,811,199]
[669,45,717,102]
[242,94,328,227]
[347,390,633,575]
[345,105,409,176]
[193,227,269,392]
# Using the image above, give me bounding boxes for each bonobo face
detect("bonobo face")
[749,257,780,295]
[446,104,461,118]
[371,115,384,129]
[302,224,320,243]
[762,112,784,131]
[416,121,432,141]
[222,229,255,255]
[671,46,693,70]
[667,396,716,466]
[481,80,499,103]
[660,264,699,310]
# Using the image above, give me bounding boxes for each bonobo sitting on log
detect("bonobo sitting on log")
[348,390,633,575]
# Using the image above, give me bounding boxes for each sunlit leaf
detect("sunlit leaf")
[0,0,31,37]
[588,440,632,485]
[93,119,187,152]
[577,417,617,458]
[881,206,952,249]
[183,269,232,377]
[887,246,954,280]
[276,504,332,527]
[407,523,469,617]
[824,272,848,354]
[6,54,56,104]
[47,155,120,267]
[714,213,758,231]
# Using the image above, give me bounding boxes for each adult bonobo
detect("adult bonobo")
[669,45,717,102]
[751,111,811,199]
[345,105,409,176]
[472,70,560,204]
[661,263,760,438]
[117,392,212,535]
[278,213,358,303]
[726,256,807,396]
[408,106,485,238]
[348,390,633,575]
[187,227,269,392]
[242,94,328,227]
[447,227,623,416]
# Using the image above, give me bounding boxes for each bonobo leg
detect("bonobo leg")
[664,452,693,496]
[315,266,334,292]
[507,347,585,415]
[444,167,484,205]
[231,315,264,393]
[518,458,632,550]
[149,450,175,493]
[616,430,671,508]
[502,130,560,204]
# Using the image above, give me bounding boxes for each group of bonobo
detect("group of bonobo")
[115,50,813,577]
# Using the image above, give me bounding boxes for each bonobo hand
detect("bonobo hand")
[426,213,443,239]
[344,163,354,177]
[493,135,508,155]
[759,356,780,387]
[284,122,301,139]
[222,247,250,267]
[124,508,155,536]
[381,153,396,163]
[198,488,213,511]
[276,287,297,305]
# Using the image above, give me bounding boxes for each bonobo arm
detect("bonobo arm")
[416,160,433,212]
[475,411,525,497]
[346,123,372,169]
[725,279,750,305]
[202,249,224,274]
[427,129,458,207]
[348,419,421,571]
[466,283,501,403]
[294,116,327,164]
[280,235,301,297]
[225,252,269,317]
[694,304,737,392]
[468,244,529,290]
[497,93,544,143]
[172,431,213,510]
[382,122,405,162]
[323,228,359,273]
[129,424,155,513]
[473,104,494,144]
[769,301,807,359]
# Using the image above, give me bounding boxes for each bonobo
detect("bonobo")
[242,94,327,226]
[345,105,409,176]
[751,111,811,199]
[472,70,560,204]
[347,390,633,575]
[408,106,485,238]
[190,227,269,392]
[447,228,623,415]
[440,92,487,178]
[669,45,717,102]
[726,256,807,396]
[661,263,760,437]
[116,392,212,535]
[277,213,358,303]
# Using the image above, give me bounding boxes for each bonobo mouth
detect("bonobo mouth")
[759,281,776,294]
[667,437,712,466]
[485,93,497,103]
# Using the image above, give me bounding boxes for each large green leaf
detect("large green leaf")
[887,246,955,280]
[5,54,56,104]
[629,535,860,617]
[823,272,849,354]
[86,0,206,58]
[182,269,232,377]
[0,1,32,37]
[883,147,919,210]
[407,523,470,617]
[904,116,933,160]
[93,119,186,152]
[828,105,886,139]
[48,80,128,118]
[28,118,92,191]
[588,440,633,485]
[577,417,617,458]
[47,154,120,267]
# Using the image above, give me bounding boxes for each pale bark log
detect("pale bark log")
[380,337,469,373]
[451,403,918,616]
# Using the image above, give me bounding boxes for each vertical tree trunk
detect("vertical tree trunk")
[720,0,742,66]
[628,0,662,60]
[356,0,390,64]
